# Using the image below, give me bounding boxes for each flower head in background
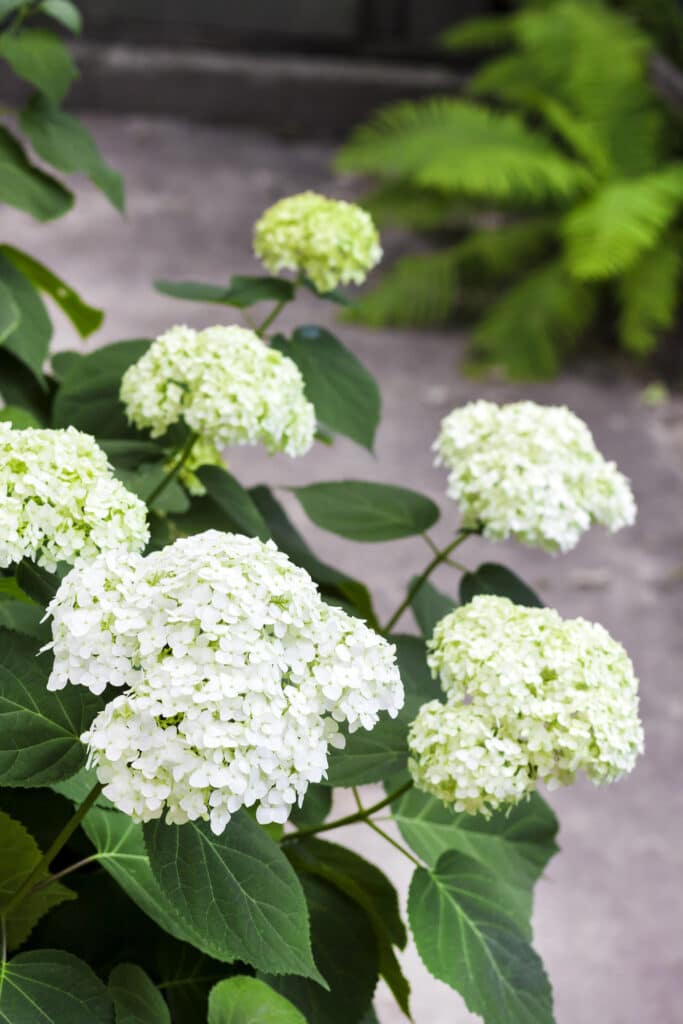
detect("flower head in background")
[409,595,643,815]
[120,324,315,457]
[0,424,148,571]
[48,530,403,833]
[434,400,635,552]
[253,191,382,293]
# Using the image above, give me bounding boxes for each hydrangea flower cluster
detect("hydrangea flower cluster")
[409,596,643,815]
[120,325,316,457]
[0,424,148,571]
[434,400,636,552]
[253,191,382,293]
[46,530,403,833]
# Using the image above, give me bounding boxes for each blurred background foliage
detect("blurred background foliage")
[338,0,683,378]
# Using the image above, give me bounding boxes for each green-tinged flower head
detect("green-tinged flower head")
[409,595,643,815]
[120,324,316,456]
[434,400,636,552]
[0,423,149,571]
[253,191,382,293]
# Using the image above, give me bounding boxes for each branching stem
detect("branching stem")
[382,530,470,633]
[145,431,198,508]
[283,781,412,843]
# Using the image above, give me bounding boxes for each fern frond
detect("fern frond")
[342,248,459,327]
[473,261,597,378]
[453,219,556,281]
[618,238,682,354]
[440,15,516,51]
[563,164,683,279]
[337,99,592,202]
[361,181,467,231]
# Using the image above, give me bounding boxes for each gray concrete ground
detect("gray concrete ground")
[6,116,683,1023]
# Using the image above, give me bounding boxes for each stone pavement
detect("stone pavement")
[6,116,682,1023]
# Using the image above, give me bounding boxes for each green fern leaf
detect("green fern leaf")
[337,99,593,202]
[342,248,459,327]
[440,15,516,51]
[618,238,682,354]
[473,261,597,378]
[361,181,467,231]
[563,164,683,279]
[453,219,556,281]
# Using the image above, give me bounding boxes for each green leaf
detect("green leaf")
[0,279,20,342]
[0,810,74,950]
[52,338,150,435]
[410,578,456,637]
[394,789,558,927]
[288,784,332,830]
[292,480,439,542]
[301,276,350,306]
[409,851,553,1023]
[100,439,166,469]
[0,28,78,102]
[337,98,592,200]
[273,326,380,451]
[144,813,322,980]
[208,977,307,1024]
[15,558,62,604]
[1,245,103,336]
[0,124,72,220]
[40,0,83,34]
[473,262,597,379]
[109,964,170,1024]
[250,487,378,627]
[20,96,124,211]
[155,276,294,308]
[0,403,40,428]
[325,634,440,786]
[0,1,24,19]
[460,563,542,607]
[115,462,189,515]
[0,348,51,422]
[0,628,102,787]
[74,806,192,947]
[0,250,51,383]
[618,239,682,355]
[441,13,516,50]
[172,466,270,541]
[343,247,459,328]
[263,874,378,1024]
[0,598,46,640]
[563,165,683,280]
[0,950,113,1023]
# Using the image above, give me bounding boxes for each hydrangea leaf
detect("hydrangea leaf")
[408,851,554,1023]
[261,873,378,1024]
[394,789,558,929]
[410,577,457,637]
[0,250,51,384]
[0,628,101,787]
[288,784,332,830]
[460,563,542,607]
[273,326,380,451]
[144,813,323,982]
[325,634,440,785]
[250,486,378,627]
[0,810,75,950]
[0,125,72,222]
[0,279,19,343]
[0,951,112,1023]
[109,964,170,1024]
[207,977,307,1024]
[292,480,439,542]
[155,276,294,308]
[40,0,83,34]
[155,938,227,1024]
[52,339,151,437]
[0,29,78,103]
[1,245,104,337]
[173,465,270,541]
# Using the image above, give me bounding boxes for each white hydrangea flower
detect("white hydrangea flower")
[408,595,643,814]
[120,325,316,457]
[47,530,403,833]
[253,191,382,293]
[0,424,148,572]
[434,400,636,552]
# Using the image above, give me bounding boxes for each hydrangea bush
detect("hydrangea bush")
[0,181,643,1024]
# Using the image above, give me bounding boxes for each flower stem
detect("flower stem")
[145,431,198,508]
[255,298,289,338]
[31,855,100,894]
[283,780,412,843]
[364,818,422,868]
[1,783,103,920]
[382,530,471,634]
